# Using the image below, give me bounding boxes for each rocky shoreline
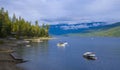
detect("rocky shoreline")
[0,39,24,70]
[0,37,55,70]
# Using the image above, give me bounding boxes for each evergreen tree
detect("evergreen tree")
[0,7,49,38]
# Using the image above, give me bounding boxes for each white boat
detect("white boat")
[57,42,68,47]
[83,52,97,60]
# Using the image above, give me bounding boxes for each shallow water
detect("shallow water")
[17,36,120,70]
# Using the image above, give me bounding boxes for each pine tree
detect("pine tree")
[0,7,49,38]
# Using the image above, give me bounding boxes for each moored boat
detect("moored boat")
[83,52,97,60]
[57,42,68,47]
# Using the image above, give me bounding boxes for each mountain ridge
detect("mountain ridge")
[49,22,119,36]
[66,22,120,37]
[49,22,107,35]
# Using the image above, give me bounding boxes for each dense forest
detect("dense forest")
[0,7,49,38]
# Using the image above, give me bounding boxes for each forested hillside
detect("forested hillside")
[67,22,120,37]
[0,8,49,38]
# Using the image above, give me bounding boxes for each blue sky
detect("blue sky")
[0,0,120,24]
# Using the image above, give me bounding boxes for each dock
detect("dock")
[10,52,27,63]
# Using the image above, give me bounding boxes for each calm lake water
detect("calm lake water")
[17,36,120,70]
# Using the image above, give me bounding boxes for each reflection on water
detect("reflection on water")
[17,37,120,70]
[16,40,49,60]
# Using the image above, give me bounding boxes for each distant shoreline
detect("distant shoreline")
[24,37,57,40]
[24,37,57,42]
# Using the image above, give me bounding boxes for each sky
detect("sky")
[0,0,120,24]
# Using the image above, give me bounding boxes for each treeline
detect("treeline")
[0,7,49,38]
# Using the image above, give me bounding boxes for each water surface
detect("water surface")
[17,36,120,70]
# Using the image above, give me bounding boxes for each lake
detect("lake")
[17,36,120,70]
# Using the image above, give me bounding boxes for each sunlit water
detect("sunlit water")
[17,36,120,70]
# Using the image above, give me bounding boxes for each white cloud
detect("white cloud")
[0,0,120,24]
[86,0,120,13]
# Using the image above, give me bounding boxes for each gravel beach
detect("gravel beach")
[0,39,24,70]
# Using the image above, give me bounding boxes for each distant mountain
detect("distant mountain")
[49,22,110,35]
[66,22,120,37]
